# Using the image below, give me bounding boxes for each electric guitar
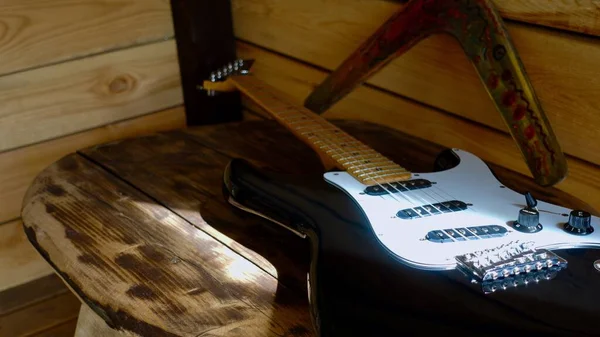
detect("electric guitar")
[201,60,600,337]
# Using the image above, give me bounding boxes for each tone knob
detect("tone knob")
[564,210,594,235]
[513,192,542,233]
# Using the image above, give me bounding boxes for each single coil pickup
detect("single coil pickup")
[364,179,431,195]
[426,225,507,243]
[397,200,467,219]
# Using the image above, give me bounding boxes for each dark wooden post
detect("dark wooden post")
[170,0,242,126]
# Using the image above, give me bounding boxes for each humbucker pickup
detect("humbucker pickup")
[364,179,431,195]
[455,241,568,293]
[396,200,468,219]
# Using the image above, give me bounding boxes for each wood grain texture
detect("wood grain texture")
[21,155,313,336]
[0,0,174,76]
[34,318,78,337]
[80,131,314,293]
[0,39,182,153]
[497,0,600,36]
[75,305,132,337]
[0,105,185,224]
[235,42,600,213]
[0,292,81,337]
[23,120,596,335]
[231,0,600,167]
[0,274,68,316]
[0,220,53,292]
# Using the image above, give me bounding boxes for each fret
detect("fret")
[357,169,409,179]
[338,153,389,161]
[340,156,389,166]
[230,75,412,184]
[296,125,339,132]
[353,168,406,177]
[284,115,315,122]
[330,151,385,160]
[289,120,318,127]
[325,149,375,158]
[362,172,412,182]
[349,164,400,173]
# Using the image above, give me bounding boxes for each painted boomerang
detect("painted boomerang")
[303,0,567,187]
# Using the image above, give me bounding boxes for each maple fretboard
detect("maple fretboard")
[231,75,411,185]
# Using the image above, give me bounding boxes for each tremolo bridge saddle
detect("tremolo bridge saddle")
[455,241,567,294]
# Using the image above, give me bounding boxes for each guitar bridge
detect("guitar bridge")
[455,241,567,293]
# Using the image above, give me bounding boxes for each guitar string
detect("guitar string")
[245,79,468,219]
[271,111,477,223]
[316,119,482,221]
[315,127,449,216]
[427,185,487,240]
[248,87,412,206]
[300,123,450,217]
[272,105,487,240]
[300,119,452,215]
[278,108,447,214]
[246,81,415,183]
[273,109,419,207]
[301,121,484,229]
[289,118,414,206]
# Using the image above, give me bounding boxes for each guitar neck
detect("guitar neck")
[230,75,411,185]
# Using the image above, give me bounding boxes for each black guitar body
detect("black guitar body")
[222,155,600,337]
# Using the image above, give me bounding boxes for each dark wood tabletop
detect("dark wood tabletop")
[20,120,593,337]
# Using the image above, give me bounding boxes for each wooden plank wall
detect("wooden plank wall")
[2,0,599,335]
[230,0,600,213]
[0,0,185,335]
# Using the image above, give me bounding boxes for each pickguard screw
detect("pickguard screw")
[594,260,600,272]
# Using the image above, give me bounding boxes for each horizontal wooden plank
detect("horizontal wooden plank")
[231,0,600,167]
[0,274,69,316]
[22,154,313,336]
[0,220,53,292]
[32,318,78,337]
[0,106,186,224]
[0,291,81,337]
[0,0,174,76]
[235,42,600,213]
[497,0,600,36]
[0,39,183,153]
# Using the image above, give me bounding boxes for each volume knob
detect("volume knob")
[564,210,594,235]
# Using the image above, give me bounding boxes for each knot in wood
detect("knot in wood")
[108,75,134,94]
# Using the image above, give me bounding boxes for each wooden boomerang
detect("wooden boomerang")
[303,0,567,187]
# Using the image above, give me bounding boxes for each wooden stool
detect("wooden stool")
[21,120,587,336]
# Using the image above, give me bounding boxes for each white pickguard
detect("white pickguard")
[324,148,600,271]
